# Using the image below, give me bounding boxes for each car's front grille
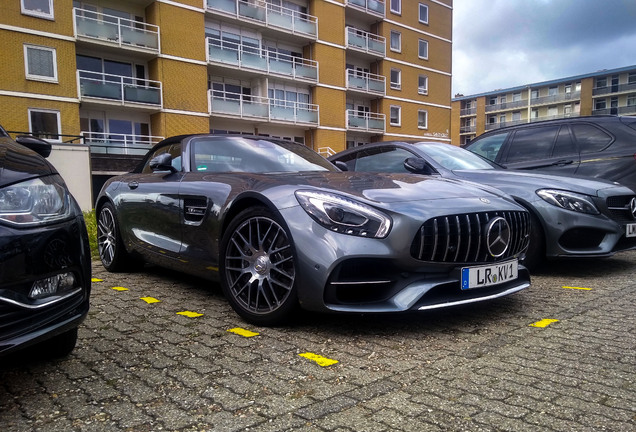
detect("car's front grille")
[411,211,530,264]
[606,195,636,223]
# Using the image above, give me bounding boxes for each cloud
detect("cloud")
[452,0,636,95]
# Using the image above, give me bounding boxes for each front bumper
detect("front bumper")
[0,214,92,356]
[281,206,530,314]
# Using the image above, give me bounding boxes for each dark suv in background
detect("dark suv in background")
[465,116,636,192]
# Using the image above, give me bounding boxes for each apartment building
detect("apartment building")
[0,0,453,204]
[451,64,636,146]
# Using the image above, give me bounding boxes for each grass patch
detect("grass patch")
[83,209,100,261]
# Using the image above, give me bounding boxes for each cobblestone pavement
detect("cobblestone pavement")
[1,251,635,432]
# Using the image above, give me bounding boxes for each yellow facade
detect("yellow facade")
[0,0,453,179]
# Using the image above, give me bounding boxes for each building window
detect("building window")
[418,75,428,95]
[390,68,401,90]
[564,104,572,116]
[531,89,539,99]
[390,31,401,52]
[595,77,607,88]
[24,45,57,82]
[531,109,539,119]
[419,3,429,24]
[28,109,60,140]
[499,114,506,124]
[418,39,428,59]
[21,0,54,19]
[418,110,428,129]
[512,111,521,121]
[390,0,401,15]
[627,95,636,106]
[595,99,606,110]
[548,86,558,96]
[512,92,521,102]
[564,84,572,94]
[628,73,636,85]
[390,105,401,126]
[500,95,507,104]
[548,106,558,116]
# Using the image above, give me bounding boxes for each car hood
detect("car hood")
[0,137,55,187]
[452,169,632,197]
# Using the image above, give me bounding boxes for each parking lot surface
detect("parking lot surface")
[1,252,635,432]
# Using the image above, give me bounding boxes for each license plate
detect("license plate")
[627,223,636,238]
[461,260,518,290]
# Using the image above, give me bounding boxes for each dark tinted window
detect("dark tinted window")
[551,126,577,158]
[505,126,559,163]
[467,132,509,161]
[570,124,613,153]
[355,147,413,173]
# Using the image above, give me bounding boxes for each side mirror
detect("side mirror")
[333,160,348,171]
[149,153,177,173]
[15,135,52,158]
[404,157,433,175]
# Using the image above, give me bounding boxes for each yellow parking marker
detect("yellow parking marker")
[529,319,559,328]
[140,297,160,304]
[92,278,104,282]
[227,327,259,337]
[177,311,203,318]
[111,286,129,291]
[562,286,592,291]
[299,352,339,367]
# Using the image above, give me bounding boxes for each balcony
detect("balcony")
[485,99,527,113]
[529,91,581,106]
[209,91,319,126]
[78,70,163,109]
[460,107,476,116]
[346,69,385,96]
[346,27,385,58]
[206,38,318,83]
[593,82,636,96]
[346,110,385,133]
[82,131,163,155]
[345,0,385,20]
[206,0,317,40]
[73,8,160,55]
[459,125,476,134]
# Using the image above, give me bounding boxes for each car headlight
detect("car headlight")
[536,189,599,215]
[295,190,392,238]
[0,176,71,226]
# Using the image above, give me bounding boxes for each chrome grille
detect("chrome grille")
[606,195,636,222]
[411,211,530,263]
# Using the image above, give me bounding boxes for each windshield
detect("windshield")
[414,143,496,171]
[191,136,336,173]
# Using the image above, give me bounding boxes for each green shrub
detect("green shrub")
[83,209,100,260]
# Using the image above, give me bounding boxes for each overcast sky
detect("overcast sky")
[451,0,636,96]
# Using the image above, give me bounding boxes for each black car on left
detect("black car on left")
[0,124,91,358]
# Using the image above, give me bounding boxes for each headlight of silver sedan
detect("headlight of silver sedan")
[536,189,599,215]
[295,190,392,238]
[0,176,71,226]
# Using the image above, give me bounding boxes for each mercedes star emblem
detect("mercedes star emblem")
[485,217,511,258]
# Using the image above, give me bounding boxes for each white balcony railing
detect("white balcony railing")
[206,38,318,82]
[346,27,386,57]
[73,8,160,53]
[346,109,385,133]
[206,0,317,39]
[77,70,163,108]
[346,69,385,95]
[82,131,163,155]
[209,91,319,125]
[346,0,385,18]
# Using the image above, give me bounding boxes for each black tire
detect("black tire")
[97,202,138,272]
[522,213,545,271]
[39,328,78,358]
[220,207,298,326]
